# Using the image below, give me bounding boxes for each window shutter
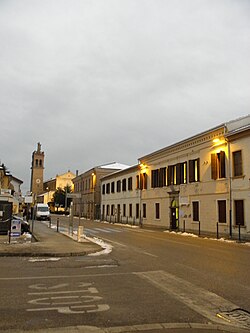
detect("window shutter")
[219,151,226,178]
[233,151,242,176]
[197,158,200,181]
[211,154,217,180]
[167,167,171,186]
[143,173,147,189]
[176,163,181,185]
[189,160,194,183]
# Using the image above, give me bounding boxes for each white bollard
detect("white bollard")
[77,226,83,242]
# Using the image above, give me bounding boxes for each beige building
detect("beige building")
[42,170,76,206]
[101,165,144,225]
[99,115,250,240]
[0,164,23,215]
[138,115,250,240]
[72,163,129,220]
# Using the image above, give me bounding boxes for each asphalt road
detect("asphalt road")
[0,216,249,332]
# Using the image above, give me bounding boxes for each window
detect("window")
[211,151,226,180]
[106,183,110,194]
[143,203,146,218]
[218,200,226,223]
[123,204,126,217]
[167,165,175,185]
[189,158,200,182]
[140,173,147,189]
[117,180,121,192]
[155,203,160,219]
[152,168,166,188]
[151,169,159,188]
[137,173,148,189]
[111,204,115,215]
[35,159,38,166]
[129,204,132,217]
[159,168,166,187]
[102,184,105,195]
[167,163,187,185]
[235,200,244,226]
[39,159,42,167]
[111,182,115,193]
[102,205,105,217]
[180,162,187,184]
[122,179,126,191]
[233,150,243,177]
[128,177,133,190]
[136,175,140,189]
[107,205,110,216]
[136,204,140,218]
[192,201,199,221]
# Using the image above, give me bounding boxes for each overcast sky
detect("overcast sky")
[1,0,250,193]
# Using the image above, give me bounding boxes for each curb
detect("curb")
[0,251,88,257]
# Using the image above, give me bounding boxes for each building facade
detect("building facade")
[138,115,250,240]
[0,164,23,219]
[101,165,143,225]
[72,163,129,220]
[42,171,76,207]
[99,115,249,240]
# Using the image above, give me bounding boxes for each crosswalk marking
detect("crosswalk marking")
[84,227,124,235]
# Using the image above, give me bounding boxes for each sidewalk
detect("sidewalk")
[0,220,102,257]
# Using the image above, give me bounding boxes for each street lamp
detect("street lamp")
[91,172,96,220]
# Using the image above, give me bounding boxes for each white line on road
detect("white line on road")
[99,236,158,257]
[0,272,132,281]
[134,270,238,326]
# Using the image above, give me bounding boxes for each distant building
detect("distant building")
[0,163,23,216]
[100,164,144,225]
[41,171,76,207]
[72,163,129,220]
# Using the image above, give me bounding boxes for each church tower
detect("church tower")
[30,142,44,197]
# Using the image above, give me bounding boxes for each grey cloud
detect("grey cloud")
[1,0,250,192]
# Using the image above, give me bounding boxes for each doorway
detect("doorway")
[170,199,179,230]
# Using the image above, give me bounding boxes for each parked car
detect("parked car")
[34,203,51,221]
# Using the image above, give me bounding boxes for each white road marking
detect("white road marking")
[29,258,61,262]
[0,272,131,281]
[135,270,238,326]
[27,282,110,314]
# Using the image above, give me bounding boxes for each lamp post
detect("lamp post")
[46,187,49,205]
[91,172,95,220]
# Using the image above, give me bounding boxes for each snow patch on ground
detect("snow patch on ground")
[164,230,198,238]
[164,230,250,245]
[83,236,113,256]
[58,226,113,256]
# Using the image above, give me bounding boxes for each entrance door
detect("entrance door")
[171,208,178,230]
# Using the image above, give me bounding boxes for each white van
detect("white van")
[35,204,51,221]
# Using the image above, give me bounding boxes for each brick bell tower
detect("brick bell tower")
[30,142,45,198]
